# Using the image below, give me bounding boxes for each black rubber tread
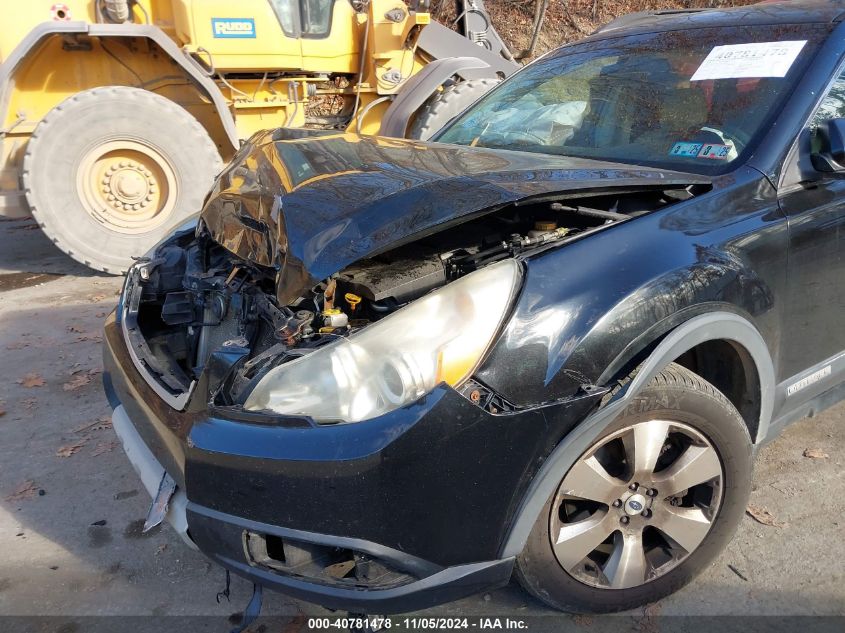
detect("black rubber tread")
[515,362,753,613]
[408,78,501,140]
[22,86,222,274]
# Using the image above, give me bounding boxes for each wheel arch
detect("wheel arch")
[499,310,775,559]
[378,56,494,138]
[0,21,239,151]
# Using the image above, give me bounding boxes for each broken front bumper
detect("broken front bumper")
[102,310,602,612]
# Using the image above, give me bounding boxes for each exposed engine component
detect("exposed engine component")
[128,186,697,406]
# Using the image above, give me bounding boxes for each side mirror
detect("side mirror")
[811,118,845,172]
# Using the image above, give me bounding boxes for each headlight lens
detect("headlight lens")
[243,259,521,423]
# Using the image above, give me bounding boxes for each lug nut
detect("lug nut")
[642,509,652,519]
[612,499,622,508]
[629,482,639,491]
[646,488,657,497]
[620,516,630,525]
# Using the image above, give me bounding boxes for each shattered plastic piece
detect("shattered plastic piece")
[229,583,263,633]
[143,472,177,533]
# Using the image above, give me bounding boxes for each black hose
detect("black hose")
[550,202,630,222]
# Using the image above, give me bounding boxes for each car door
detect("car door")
[776,66,845,409]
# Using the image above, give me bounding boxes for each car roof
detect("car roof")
[594,0,845,37]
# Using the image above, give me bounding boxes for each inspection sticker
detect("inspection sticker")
[669,142,703,158]
[697,143,730,160]
[691,40,806,81]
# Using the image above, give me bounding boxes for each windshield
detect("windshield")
[437,24,831,174]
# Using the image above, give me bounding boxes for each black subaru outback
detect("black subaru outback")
[103,0,845,615]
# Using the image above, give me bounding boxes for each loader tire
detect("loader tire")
[23,86,223,274]
[408,78,501,141]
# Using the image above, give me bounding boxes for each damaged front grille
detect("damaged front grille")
[243,531,418,590]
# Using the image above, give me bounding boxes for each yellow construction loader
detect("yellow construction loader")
[0,0,517,272]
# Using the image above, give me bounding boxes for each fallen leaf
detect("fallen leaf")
[17,373,45,388]
[20,397,37,409]
[803,448,829,459]
[73,415,112,434]
[62,373,92,391]
[74,334,102,343]
[746,504,787,528]
[91,440,118,456]
[95,312,107,318]
[5,342,29,350]
[155,543,168,555]
[5,480,38,502]
[0,409,5,418]
[56,439,87,458]
[67,325,85,333]
[90,294,107,302]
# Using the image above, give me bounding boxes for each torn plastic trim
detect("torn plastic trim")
[121,266,196,411]
[111,404,195,549]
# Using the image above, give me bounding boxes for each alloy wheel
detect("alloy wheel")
[549,420,724,589]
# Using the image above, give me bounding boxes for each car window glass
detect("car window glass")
[437,24,832,175]
[809,68,845,153]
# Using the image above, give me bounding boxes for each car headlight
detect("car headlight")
[244,259,521,423]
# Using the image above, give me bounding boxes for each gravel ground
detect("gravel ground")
[0,217,842,631]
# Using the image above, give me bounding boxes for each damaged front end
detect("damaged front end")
[125,180,706,422]
[105,133,712,610]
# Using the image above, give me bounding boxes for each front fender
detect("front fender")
[475,168,784,408]
[498,310,775,559]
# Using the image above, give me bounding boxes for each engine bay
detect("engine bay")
[127,186,700,408]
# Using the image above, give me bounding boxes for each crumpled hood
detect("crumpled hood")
[199,131,709,304]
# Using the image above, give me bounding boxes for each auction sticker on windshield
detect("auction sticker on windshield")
[669,142,704,158]
[691,40,806,80]
[697,143,730,160]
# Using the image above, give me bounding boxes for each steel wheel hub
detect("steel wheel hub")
[549,419,723,590]
[77,139,176,234]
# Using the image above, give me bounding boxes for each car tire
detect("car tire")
[23,86,222,274]
[515,362,753,613]
[408,78,501,141]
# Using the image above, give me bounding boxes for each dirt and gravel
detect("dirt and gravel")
[0,217,842,630]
